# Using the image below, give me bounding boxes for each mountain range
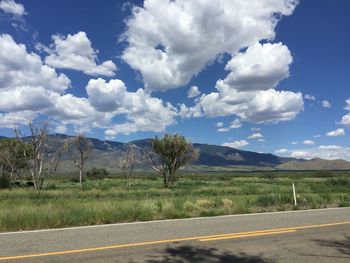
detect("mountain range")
[1,134,350,171]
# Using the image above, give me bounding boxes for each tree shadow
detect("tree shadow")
[142,245,271,263]
[315,235,350,257]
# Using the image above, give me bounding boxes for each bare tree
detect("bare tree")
[15,122,66,193]
[0,139,29,183]
[146,134,198,188]
[117,145,135,186]
[72,134,92,190]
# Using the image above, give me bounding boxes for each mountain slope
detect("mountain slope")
[277,158,350,170]
[3,134,350,171]
[193,143,285,166]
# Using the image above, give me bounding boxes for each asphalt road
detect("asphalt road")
[0,207,349,262]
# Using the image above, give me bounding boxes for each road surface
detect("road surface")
[0,207,349,262]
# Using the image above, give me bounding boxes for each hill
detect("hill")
[3,134,350,171]
[276,158,350,170]
[40,135,291,172]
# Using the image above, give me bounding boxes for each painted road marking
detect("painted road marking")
[199,229,297,241]
[0,221,349,261]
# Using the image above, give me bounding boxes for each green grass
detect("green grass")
[0,171,349,232]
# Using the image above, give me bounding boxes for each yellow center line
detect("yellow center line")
[0,221,349,261]
[199,229,297,241]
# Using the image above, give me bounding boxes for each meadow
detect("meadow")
[0,170,349,232]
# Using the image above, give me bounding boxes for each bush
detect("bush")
[0,174,11,189]
[256,193,293,207]
[86,168,109,180]
[45,183,57,190]
[221,198,233,209]
[327,178,350,186]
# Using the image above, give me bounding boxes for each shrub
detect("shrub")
[196,199,214,209]
[45,183,57,190]
[183,200,199,212]
[86,168,109,180]
[221,198,233,209]
[0,174,11,189]
[327,178,350,186]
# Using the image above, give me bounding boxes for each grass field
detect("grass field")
[0,170,350,232]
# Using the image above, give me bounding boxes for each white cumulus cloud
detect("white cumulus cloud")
[222,42,292,91]
[0,34,177,135]
[230,118,242,129]
[303,140,315,145]
[222,140,249,149]
[304,94,316,101]
[0,34,70,93]
[290,146,350,161]
[318,145,342,150]
[122,0,298,92]
[0,0,25,16]
[248,133,263,140]
[86,78,178,137]
[275,148,288,154]
[322,100,331,108]
[326,128,345,137]
[187,86,201,98]
[182,42,303,123]
[340,99,350,128]
[44,32,117,77]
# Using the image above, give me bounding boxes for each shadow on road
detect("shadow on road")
[142,245,270,263]
[315,235,350,256]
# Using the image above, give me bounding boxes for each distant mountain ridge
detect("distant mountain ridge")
[277,158,350,170]
[1,134,350,171]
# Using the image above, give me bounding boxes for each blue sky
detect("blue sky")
[0,0,350,160]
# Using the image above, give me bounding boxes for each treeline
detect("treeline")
[0,122,197,192]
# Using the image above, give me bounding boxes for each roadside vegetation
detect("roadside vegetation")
[0,171,349,232]
[0,122,349,232]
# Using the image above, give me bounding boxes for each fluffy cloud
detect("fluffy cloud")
[0,34,135,133]
[44,32,117,77]
[326,128,345,137]
[0,86,56,112]
[230,118,242,129]
[181,42,303,123]
[222,140,249,149]
[0,34,70,93]
[187,86,201,98]
[0,35,108,131]
[215,122,223,127]
[191,83,303,123]
[86,78,128,112]
[275,148,288,154]
[217,128,230,132]
[122,0,298,92]
[87,78,178,137]
[216,118,242,132]
[222,42,292,91]
[303,140,315,145]
[289,146,350,161]
[0,111,36,128]
[340,98,350,128]
[318,145,342,150]
[322,100,331,108]
[304,94,316,101]
[248,133,263,140]
[0,0,25,16]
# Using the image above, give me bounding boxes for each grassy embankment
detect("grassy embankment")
[0,171,349,232]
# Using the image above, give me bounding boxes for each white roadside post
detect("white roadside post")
[292,182,297,206]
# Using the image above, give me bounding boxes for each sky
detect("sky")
[0,0,350,160]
